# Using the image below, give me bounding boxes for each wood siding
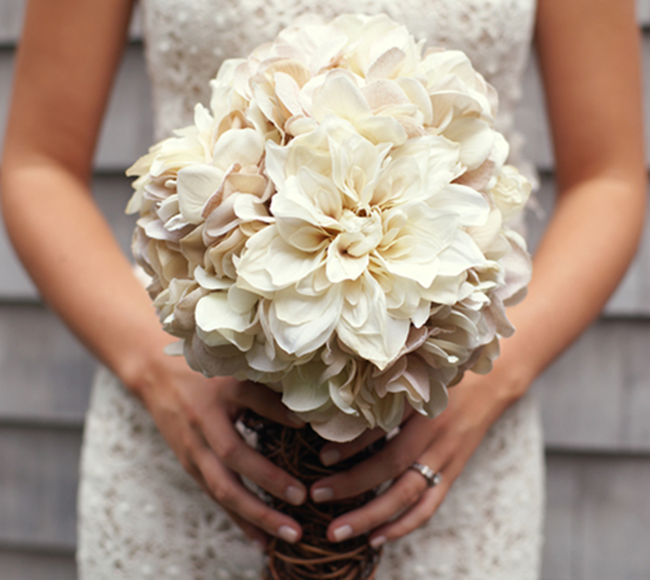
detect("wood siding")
[1,1,650,578]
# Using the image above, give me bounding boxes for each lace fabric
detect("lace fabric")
[78,366,543,580]
[78,1,544,578]
[140,0,536,161]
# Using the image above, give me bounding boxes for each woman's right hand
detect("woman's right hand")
[132,352,307,547]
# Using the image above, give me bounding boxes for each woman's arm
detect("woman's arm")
[310,0,647,545]
[1,0,306,545]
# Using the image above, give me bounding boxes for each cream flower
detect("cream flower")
[490,165,532,223]
[238,117,489,370]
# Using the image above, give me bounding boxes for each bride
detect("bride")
[1,0,645,578]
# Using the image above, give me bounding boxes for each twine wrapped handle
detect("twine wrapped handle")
[241,411,385,580]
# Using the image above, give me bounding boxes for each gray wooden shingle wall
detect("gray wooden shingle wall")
[1,2,650,579]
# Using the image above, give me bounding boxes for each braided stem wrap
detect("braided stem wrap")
[242,411,384,580]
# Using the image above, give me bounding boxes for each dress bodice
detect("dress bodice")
[140,0,537,147]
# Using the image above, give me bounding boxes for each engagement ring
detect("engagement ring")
[409,462,443,488]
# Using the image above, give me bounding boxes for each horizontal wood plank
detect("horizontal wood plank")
[0,549,76,580]
[0,303,94,423]
[543,453,650,580]
[0,0,26,45]
[0,425,79,549]
[534,318,650,453]
[638,0,650,27]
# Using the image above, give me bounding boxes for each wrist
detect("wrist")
[485,351,535,412]
[112,327,181,401]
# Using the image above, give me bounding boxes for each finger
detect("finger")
[177,452,270,547]
[319,406,417,466]
[324,469,430,543]
[311,413,437,502]
[225,380,305,428]
[196,444,303,544]
[200,410,308,507]
[189,465,270,547]
[318,426,390,467]
[369,452,463,546]
[368,482,448,548]
[222,505,269,549]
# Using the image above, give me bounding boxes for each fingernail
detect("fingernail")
[312,487,334,503]
[370,535,386,549]
[285,485,306,505]
[333,524,353,542]
[286,411,305,427]
[321,448,341,466]
[278,525,299,543]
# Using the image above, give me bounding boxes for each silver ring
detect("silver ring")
[409,462,443,487]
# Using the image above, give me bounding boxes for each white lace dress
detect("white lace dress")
[77,1,544,579]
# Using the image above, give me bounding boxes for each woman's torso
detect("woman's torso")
[78,3,544,580]
[140,0,537,148]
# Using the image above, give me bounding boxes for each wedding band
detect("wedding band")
[409,462,443,487]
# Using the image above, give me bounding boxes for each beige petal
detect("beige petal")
[177,165,225,224]
[312,73,371,123]
[311,411,368,442]
[366,47,406,81]
[362,80,410,112]
[274,71,305,117]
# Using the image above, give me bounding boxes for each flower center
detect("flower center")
[337,208,383,258]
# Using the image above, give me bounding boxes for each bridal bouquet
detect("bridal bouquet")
[127,12,531,579]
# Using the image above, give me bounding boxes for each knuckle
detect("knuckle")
[396,481,422,509]
[255,508,275,532]
[182,401,202,430]
[181,430,204,460]
[216,437,240,463]
[267,469,290,492]
[213,482,237,507]
[180,430,196,451]
[385,448,410,476]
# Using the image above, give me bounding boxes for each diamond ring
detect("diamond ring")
[409,462,443,487]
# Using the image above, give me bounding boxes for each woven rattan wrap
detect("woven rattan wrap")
[242,412,384,579]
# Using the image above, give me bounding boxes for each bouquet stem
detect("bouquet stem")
[242,411,384,580]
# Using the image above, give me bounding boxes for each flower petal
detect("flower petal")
[281,365,331,412]
[177,165,225,224]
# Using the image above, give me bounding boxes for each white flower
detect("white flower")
[332,14,424,79]
[420,49,498,127]
[490,165,532,223]
[238,117,490,370]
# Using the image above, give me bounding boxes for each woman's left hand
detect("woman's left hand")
[309,370,521,547]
